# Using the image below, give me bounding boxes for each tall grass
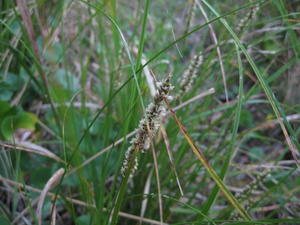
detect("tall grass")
[0,0,300,224]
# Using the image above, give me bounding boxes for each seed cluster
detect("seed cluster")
[184,0,196,34]
[236,170,269,200]
[236,2,260,34]
[121,75,173,177]
[231,169,270,220]
[176,53,203,100]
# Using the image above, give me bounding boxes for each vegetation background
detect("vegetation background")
[0,0,300,224]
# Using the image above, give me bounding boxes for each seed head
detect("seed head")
[175,53,203,101]
[121,75,173,177]
[236,2,260,34]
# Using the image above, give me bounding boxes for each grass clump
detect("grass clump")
[0,0,300,224]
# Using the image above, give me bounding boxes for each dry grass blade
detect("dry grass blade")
[233,160,297,172]
[250,113,300,132]
[172,88,215,112]
[163,99,251,220]
[50,198,57,225]
[160,125,184,196]
[118,212,169,225]
[150,145,164,224]
[0,142,65,163]
[0,177,168,225]
[36,168,65,225]
[32,102,101,111]
[133,46,157,97]
[11,79,29,106]
[16,0,41,61]
[140,169,153,222]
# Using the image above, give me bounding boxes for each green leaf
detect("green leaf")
[239,109,254,128]
[264,40,280,52]
[75,215,91,225]
[1,111,38,140]
[0,89,13,101]
[44,42,64,63]
[29,166,53,186]
[249,147,265,162]
[55,69,79,93]
[0,216,11,225]
[170,207,198,214]
[0,101,12,118]
[0,72,24,101]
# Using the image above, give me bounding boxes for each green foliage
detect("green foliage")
[0,72,24,101]
[0,216,11,225]
[249,147,265,162]
[239,109,254,128]
[0,0,299,224]
[1,110,38,141]
[75,215,92,225]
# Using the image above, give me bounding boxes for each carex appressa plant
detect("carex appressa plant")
[121,75,174,177]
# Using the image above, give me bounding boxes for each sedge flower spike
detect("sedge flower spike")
[121,75,174,177]
[175,53,203,102]
[184,0,196,35]
[236,2,260,34]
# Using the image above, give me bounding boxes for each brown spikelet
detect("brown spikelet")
[121,75,174,177]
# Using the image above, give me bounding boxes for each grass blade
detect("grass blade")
[164,99,251,221]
